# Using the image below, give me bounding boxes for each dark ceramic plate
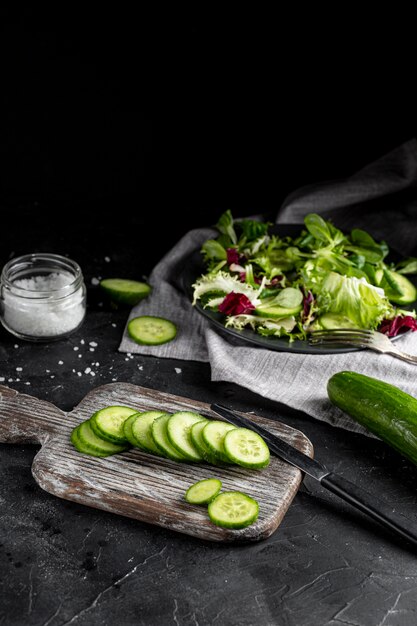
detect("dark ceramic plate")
[181,224,415,354]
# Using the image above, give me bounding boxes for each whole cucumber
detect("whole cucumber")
[327,371,417,465]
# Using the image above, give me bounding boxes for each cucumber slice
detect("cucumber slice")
[100,278,152,306]
[151,413,188,461]
[223,428,270,469]
[255,302,302,318]
[202,421,236,463]
[318,313,361,330]
[74,420,129,456]
[128,316,177,346]
[190,420,226,466]
[129,410,166,455]
[122,412,142,447]
[166,411,206,461]
[184,478,222,504]
[381,270,417,305]
[90,405,138,444]
[208,491,259,529]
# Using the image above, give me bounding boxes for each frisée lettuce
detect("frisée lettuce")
[192,211,417,341]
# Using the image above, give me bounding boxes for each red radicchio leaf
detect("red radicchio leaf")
[226,248,240,265]
[218,292,255,316]
[379,315,417,337]
[302,290,314,320]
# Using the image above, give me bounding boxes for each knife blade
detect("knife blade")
[211,403,417,549]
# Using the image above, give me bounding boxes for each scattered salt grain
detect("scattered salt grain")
[104,256,111,263]
[78,354,82,358]
[138,365,143,371]
[112,378,117,382]
[73,346,79,351]
[46,369,50,373]
[16,367,22,372]
[84,367,91,374]
[50,375,55,379]
[89,348,95,352]
[89,341,98,347]
[14,344,19,349]
[58,360,63,365]
[80,339,85,345]
[0,377,4,382]
[25,382,30,385]
[90,371,96,376]
[111,323,117,328]
[15,378,20,382]
[175,368,182,374]
[91,277,100,286]
[8,378,13,382]
[77,372,82,377]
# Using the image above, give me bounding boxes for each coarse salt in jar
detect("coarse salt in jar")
[0,253,86,342]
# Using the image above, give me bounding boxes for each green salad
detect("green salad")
[191,210,417,341]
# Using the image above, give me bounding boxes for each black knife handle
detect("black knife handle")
[321,472,417,548]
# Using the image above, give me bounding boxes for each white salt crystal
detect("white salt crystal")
[16,367,22,371]
[73,346,79,351]
[58,360,63,365]
[104,256,111,263]
[84,367,91,374]
[175,368,182,374]
[80,339,85,345]
[89,348,95,352]
[14,344,19,349]
[0,377,4,382]
[91,277,100,286]
[89,341,97,347]
[77,372,82,377]
[111,323,117,328]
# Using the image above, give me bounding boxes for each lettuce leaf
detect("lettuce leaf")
[316,272,394,329]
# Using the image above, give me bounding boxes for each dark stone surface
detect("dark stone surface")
[1,205,417,626]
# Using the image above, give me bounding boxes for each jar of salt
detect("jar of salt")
[0,253,86,341]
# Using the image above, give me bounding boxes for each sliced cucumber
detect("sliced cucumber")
[151,413,188,461]
[202,421,236,463]
[255,302,302,318]
[166,411,206,461]
[381,270,417,305]
[184,478,222,504]
[129,410,167,455]
[128,316,177,346]
[99,278,152,306]
[74,420,129,456]
[190,420,226,466]
[223,427,270,469]
[208,491,259,529]
[90,405,138,444]
[318,312,361,330]
[122,412,141,446]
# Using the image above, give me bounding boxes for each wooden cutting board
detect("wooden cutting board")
[0,382,314,543]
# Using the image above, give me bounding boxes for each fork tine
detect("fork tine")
[310,328,372,337]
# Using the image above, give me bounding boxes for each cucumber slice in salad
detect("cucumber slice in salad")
[184,478,222,504]
[100,278,152,305]
[224,428,270,469]
[208,491,259,529]
[317,313,361,330]
[128,316,177,346]
[90,405,138,444]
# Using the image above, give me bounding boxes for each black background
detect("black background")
[1,8,416,271]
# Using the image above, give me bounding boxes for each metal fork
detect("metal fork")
[308,329,417,364]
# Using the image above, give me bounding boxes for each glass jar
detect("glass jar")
[0,253,87,342]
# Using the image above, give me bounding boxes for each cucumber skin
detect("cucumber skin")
[327,371,417,465]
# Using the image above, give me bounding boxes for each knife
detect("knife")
[211,403,417,549]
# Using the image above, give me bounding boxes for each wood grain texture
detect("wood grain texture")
[0,383,314,543]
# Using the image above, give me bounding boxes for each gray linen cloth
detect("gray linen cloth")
[119,138,417,436]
